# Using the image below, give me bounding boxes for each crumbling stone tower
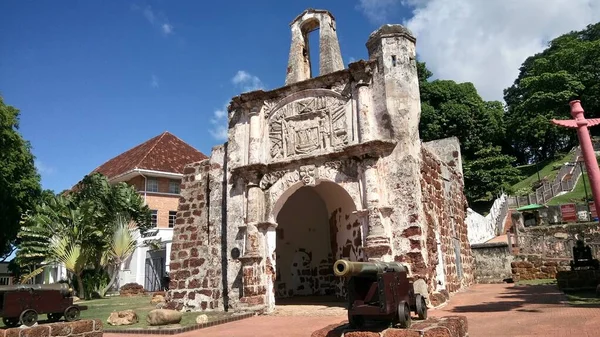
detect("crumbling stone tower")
[166,9,473,313]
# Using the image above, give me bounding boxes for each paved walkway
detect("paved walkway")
[105,283,600,337]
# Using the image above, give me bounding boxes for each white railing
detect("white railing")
[507,146,583,207]
[0,276,13,285]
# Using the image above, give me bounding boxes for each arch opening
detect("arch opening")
[273,181,364,305]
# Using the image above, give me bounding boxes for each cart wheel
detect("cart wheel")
[2,317,20,328]
[348,313,364,329]
[64,306,80,322]
[397,301,412,328]
[19,309,38,327]
[47,313,63,322]
[415,294,428,320]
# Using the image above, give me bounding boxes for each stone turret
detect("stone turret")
[284,9,344,85]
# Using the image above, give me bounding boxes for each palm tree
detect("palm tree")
[99,215,139,296]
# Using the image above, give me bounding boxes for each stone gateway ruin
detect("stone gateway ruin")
[166,9,474,313]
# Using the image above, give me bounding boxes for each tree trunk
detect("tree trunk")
[76,273,85,299]
[101,264,119,297]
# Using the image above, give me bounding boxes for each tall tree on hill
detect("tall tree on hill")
[417,62,521,209]
[0,96,42,261]
[504,22,600,164]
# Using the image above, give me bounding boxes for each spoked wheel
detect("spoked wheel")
[415,294,428,320]
[47,313,63,322]
[2,317,20,328]
[19,309,38,327]
[64,306,80,322]
[348,313,365,329]
[397,301,412,328]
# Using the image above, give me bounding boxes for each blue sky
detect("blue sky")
[0,1,415,193]
[2,0,599,193]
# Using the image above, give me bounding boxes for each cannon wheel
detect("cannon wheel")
[2,317,20,328]
[415,294,428,320]
[397,301,412,328]
[47,313,63,322]
[64,306,80,322]
[348,313,364,329]
[19,309,38,327]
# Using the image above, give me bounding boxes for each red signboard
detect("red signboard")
[561,203,578,222]
[590,202,597,219]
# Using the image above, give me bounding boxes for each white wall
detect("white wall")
[275,186,331,297]
[119,228,173,288]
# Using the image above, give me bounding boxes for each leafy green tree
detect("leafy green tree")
[417,62,520,207]
[463,147,522,203]
[71,173,151,269]
[504,22,600,164]
[0,96,42,260]
[17,173,150,295]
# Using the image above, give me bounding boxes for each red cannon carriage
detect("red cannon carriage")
[334,259,427,328]
[0,283,87,327]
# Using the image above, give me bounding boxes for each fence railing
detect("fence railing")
[0,276,13,285]
[507,147,583,208]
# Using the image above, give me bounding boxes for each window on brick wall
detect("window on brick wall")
[151,210,158,227]
[169,180,180,194]
[147,178,159,192]
[168,211,177,228]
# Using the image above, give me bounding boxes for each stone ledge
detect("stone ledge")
[0,320,102,337]
[311,316,467,337]
[103,313,255,335]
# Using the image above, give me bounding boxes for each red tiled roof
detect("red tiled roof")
[91,131,208,179]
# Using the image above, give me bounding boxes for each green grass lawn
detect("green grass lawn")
[547,173,592,206]
[0,295,234,330]
[516,278,557,286]
[512,152,573,195]
[565,291,600,306]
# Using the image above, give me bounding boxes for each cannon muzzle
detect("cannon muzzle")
[333,259,408,277]
[0,283,73,296]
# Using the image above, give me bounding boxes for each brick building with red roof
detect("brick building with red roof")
[89,131,207,290]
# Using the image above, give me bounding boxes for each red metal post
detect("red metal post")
[551,100,600,221]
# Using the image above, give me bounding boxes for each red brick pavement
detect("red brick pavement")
[104,284,600,337]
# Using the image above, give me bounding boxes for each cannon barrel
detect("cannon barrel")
[333,259,407,277]
[0,283,72,296]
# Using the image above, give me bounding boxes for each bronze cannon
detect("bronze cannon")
[0,283,87,327]
[334,259,427,328]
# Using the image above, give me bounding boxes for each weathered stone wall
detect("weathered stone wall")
[419,145,474,298]
[510,221,600,280]
[517,222,600,259]
[471,242,513,283]
[166,146,226,311]
[511,254,570,280]
[167,10,474,314]
[0,320,103,337]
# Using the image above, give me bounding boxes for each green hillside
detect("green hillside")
[511,152,574,195]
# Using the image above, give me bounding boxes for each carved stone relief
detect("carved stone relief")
[269,96,349,160]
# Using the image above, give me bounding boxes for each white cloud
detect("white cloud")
[209,103,229,141]
[162,23,173,35]
[35,159,55,175]
[208,71,265,141]
[151,74,159,88]
[232,70,264,92]
[357,0,600,102]
[356,0,403,25]
[132,4,174,37]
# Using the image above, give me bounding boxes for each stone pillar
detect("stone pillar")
[248,108,261,165]
[359,158,392,260]
[356,80,374,143]
[285,9,344,85]
[238,173,267,309]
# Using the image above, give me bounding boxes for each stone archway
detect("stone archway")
[270,180,364,304]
